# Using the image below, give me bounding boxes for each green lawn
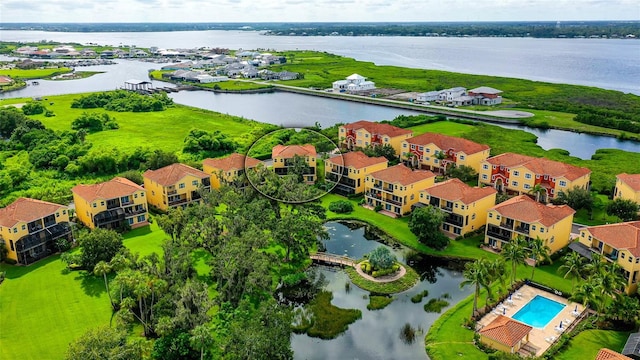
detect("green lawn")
[0,67,73,79]
[554,330,632,360]
[2,93,271,153]
[0,223,169,360]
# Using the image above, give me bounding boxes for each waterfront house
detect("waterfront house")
[143,163,211,212]
[418,178,497,236]
[325,151,388,196]
[72,177,148,231]
[161,62,193,71]
[468,86,503,105]
[478,153,591,202]
[401,132,490,174]
[332,73,376,92]
[575,221,640,295]
[478,315,532,354]
[339,120,413,156]
[438,87,466,102]
[485,195,575,255]
[365,164,435,216]
[614,173,640,204]
[0,198,72,265]
[203,153,261,189]
[272,144,317,184]
[416,90,440,103]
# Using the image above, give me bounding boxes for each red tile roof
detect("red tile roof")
[406,133,489,155]
[72,177,144,203]
[202,153,261,172]
[485,153,590,181]
[143,163,209,186]
[272,144,316,158]
[491,195,575,227]
[342,120,413,138]
[479,315,532,348]
[595,348,633,360]
[325,151,387,169]
[617,173,640,192]
[0,198,67,227]
[370,164,435,186]
[582,221,640,258]
[423,178,497,204]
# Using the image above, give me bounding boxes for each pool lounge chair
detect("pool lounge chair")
[545,336,557,343]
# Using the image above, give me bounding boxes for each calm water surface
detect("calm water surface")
[291,222,472,360]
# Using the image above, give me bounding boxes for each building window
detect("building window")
[410,194,414,200]
[559,180,567,187]
[192,180,198,186]
[513,171,519,176]
[628,256,632,263]
[137,215,146,222]
[496,215,501,220]
[511,181,518,186]
[403,143,407,148]
[482,174,488,180]
[179,183,185,189]
[472,214,476,220]
[455,204,459,208]
[459,155,465,160]
[524,184,530,190]
[128,218,134,225]
[540,228,545,233]
[134,193,138,199]
[384,137,389,142]
[489,213,493,218]
[550,236,555,243]
[151,191,155,196]
[10,240,14,251]
[56,212,59,218]
[63,210,66,215]
[365,134,369,138]
[525,173,532,179]
[621,253,625,259]
[482,164,488,170]
[21,224,26,230]
[340,128,345,132]
[532,225,537,231]
[141,192,145,197]
[426,148,431,153]
[434,159,439,164]
[93,203,97,208]
[101,201,105,206]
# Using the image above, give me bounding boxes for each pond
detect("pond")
[289,221,473,360]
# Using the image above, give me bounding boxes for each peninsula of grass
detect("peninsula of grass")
[367,295,394,310]
[148,70,272,91]
[345,264,419,294]
[0,67,73,80]
[294,291,362,339]
[269,50,640,139]
[51,71,104,80]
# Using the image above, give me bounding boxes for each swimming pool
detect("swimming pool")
[512,295,566,328]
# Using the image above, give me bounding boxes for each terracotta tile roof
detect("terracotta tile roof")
[370,164,435,186]
[342,120,413,138]
[272,144,316,158]
[582,221,640,258]
[491,195,575,227]
[479,315,532,348]
[0,198,67,227]
[202,153,261,172]
[72,177,144,203]
[423,178,497,204]
[325,151,387,169]
[485,153,590,181]
[617,173,640,192]
[595,348,632,360]
[406,132,489,155]
[143,163,209,186]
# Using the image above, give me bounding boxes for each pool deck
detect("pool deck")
[476,284,585,357]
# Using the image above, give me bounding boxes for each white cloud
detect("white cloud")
[0,0,638,22]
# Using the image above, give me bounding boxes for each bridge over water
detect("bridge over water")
[310,252,356,268]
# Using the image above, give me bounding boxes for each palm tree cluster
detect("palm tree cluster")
[501,235,552,286]
[460,258,506,318]
[560,253,640,324]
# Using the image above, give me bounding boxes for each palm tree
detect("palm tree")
[501,236,528,286]
[190,324,214,360]
[558,252,584,292]
[572,281,599,321]
[528,237,552,280]
[528,184,547,203]
[460,259,490,318]
[585,253,607,277]
[94,261,115,310]
[485,258,506,302]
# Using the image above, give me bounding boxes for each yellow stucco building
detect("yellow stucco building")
[0,198,72,265]
[203,153,261,189]
[271,144,317,184]
[577,221,640,295]
[485,195,575,255]
[365,164,435,216]
[324,151,388,195]
[478,315,532,354]
[401,132,490,174]
[479,153,591,202]
[143,163,211,212]
[339,120,413,156]
[418,178,497,236]
[614,173,640,204]
[72,177,148,230]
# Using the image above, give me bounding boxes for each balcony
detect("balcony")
[429,197,440,207]
[514,225,530,235]
[124,205,146,217]
[120,197,133,206]
[384,197,403,207]
[486,225,512,242]
[28,220,44,233]
[445,213,464,227]
[604,250,619,262]
[16,222,72,252]
[499,220,514,230]
[201,178,211,187]
[94,208,126,227]
[373,183,394,194]
[168,198,188,207]
[326,173,340,183]
[167,189,178,196]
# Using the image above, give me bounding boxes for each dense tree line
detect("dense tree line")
[183,128,237,156]
[71,91,173,112]
[71,112,119,133]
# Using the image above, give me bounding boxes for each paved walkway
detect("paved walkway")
[354,261,407,283]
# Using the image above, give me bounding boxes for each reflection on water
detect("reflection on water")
[290,221,472,360]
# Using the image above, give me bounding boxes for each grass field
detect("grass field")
[0,93,272,154]
[0,67,73,80]
[553,330,632,360]
[0,223,167,360]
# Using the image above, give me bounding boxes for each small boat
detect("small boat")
[31,81,39,85]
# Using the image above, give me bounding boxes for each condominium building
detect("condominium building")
[365,164,435,216]
[324,151,388,195]
[144,163,211,212]
[401,132,490,174]
[339,120,413,156]
[271,144,317,184]
[203,153,261,189]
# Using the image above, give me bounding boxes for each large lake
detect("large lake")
[1,30,639,94]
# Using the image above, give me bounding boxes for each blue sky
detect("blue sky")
[1,0,638,23]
